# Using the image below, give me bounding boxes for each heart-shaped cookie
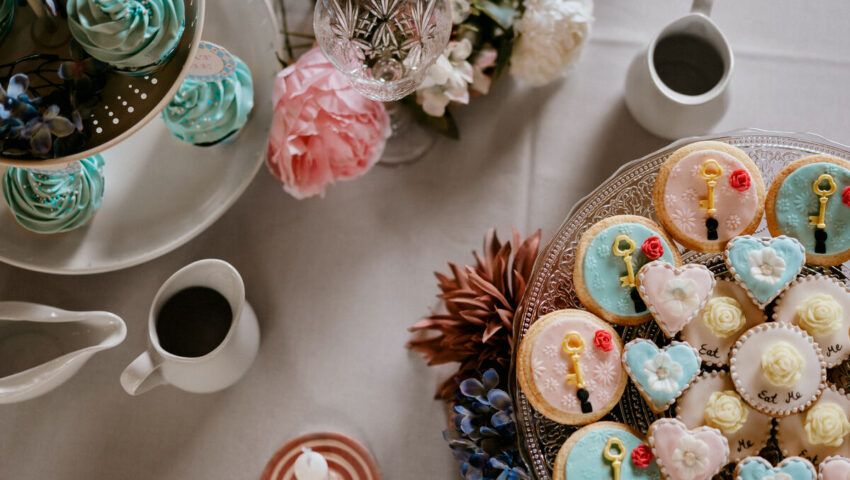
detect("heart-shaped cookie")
[637,261,716,337]
[725,235,806,308]
[820,456,850,480]
[648,418,729,480]
[735,456,815,480]
[622,339,702,413]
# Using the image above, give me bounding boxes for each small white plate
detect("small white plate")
[0,0,278,274]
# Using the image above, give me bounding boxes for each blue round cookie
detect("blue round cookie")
[555,422,661,480]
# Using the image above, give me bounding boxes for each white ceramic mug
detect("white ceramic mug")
[120,259,260,395]
[624,0,733,139]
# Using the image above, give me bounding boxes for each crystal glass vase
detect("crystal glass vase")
[314,0,451,164]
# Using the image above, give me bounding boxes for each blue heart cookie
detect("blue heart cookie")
[725,235,805,308]
[622,339,701,413]
[735,456,815,480]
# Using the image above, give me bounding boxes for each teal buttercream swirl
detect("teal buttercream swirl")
[67,0,185,71]
[3,155,105,234]
[161,55,254,145]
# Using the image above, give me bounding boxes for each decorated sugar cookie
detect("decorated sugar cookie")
[734,456,816,480]
[636,261,716,337]
[574,215,682,325]
[730,323,826,417]
[725,235,806,308]
[553,421,661,480]
[773,275,850,368]
[517,309,627,425]
[819,456,850,480]
[776,385,850,464]
[622,339,701,414]
[654,141,766,252]
[681,279,766,366]
[766,155,850,266]
[647,418,729,480]
[675,371,772,462]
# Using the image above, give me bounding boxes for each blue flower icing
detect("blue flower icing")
[161,55,254,145]
[2,155,105,234]
[67,0,185,71]
[583,223,677,317]
[623,340,700,411]
[565,427,660,480]
[736,457,815,480]
[775,162,850,256]
[726,235,805,305]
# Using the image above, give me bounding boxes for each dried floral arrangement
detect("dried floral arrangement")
[408,228,541,479]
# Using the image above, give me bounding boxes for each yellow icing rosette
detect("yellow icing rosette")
[703,390,748,433]
[796,294,843,335]
[702,297,745,338]
[761,341,805,387]
[805,402,850,447]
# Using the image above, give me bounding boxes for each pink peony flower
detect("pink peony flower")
[266,47,391,199]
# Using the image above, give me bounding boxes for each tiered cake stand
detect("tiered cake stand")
[0,0,204,167]
[512,129,850,480]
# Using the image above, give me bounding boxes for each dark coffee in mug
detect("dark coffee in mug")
[653,34,724,96]
[156,286,232,358]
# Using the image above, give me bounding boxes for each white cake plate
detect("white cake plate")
[0,0,279,274]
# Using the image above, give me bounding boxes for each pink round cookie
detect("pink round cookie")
[777,386,850,464]
[774,275,850,368]
[654,141,765,253]
[730,323,827,417]
[517,309,627,425]
[676,371,772,462]
[681,279,766,366]
[819,456,850,480]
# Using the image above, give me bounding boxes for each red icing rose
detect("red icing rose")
[843,186,850,207]
[641,236,664,260]
[593,330,613,352]
[631,445,654,468]
[729,169,751,192]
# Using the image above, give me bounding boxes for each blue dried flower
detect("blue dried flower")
[0,74,38,121]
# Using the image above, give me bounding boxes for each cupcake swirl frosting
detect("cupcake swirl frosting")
[67,0,185,70]
[161,55,254,145]
[3,155,105,234]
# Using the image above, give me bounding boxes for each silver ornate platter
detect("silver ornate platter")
[512,129,850,480]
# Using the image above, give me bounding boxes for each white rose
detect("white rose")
[702,297,745,338]
[805,402,850,447]
[760,341,804,387]
[510,0,593,86]
[796,294,843,336]
[704,390,748,434]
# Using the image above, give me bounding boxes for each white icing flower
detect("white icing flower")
[704,390,748,434]
[643,352,683,394]
[761,341,804,387]
[796,294,843,336]
[670,206,698,233]
[542,344,559,360]
[533,358,547,378]
[748,247,786,285]
[510,0,592,86]
[805,402,850,447]
[702,296,746,338]
[725,214,742,231]
[769,474,792,480]
[681,188,699,203]
[561,392,579,410]
[660,278,700,317]
[542,377,559,393]
[592,360,617,388]
[671,434,710,480]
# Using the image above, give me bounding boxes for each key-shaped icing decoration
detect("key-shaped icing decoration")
[809,174,836,254]
[603,436,625,480]
[698,159,723,214]
[562,331,593,413]
[698,159,723,241]
[613,235,637,288]
[613,235,647,312]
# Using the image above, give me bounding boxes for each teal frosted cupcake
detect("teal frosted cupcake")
[67,0,185,73]
[0,0,14,44]
[161,53,254,146]
[3,155,106,234]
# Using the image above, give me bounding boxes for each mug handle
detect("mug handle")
[691,0,713,15]
[120,351,166,395]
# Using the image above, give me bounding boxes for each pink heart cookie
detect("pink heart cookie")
[648,418,729,480]
[637,261,716,337]
[820,456,850,480]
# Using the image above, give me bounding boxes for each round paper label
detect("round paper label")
[186,42,237,82]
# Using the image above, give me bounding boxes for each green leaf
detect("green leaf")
[475,0,518,30]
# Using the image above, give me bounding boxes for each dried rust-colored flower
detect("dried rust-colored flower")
[408,228,542,400]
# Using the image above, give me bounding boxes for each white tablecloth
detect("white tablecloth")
[3,1,850,478]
